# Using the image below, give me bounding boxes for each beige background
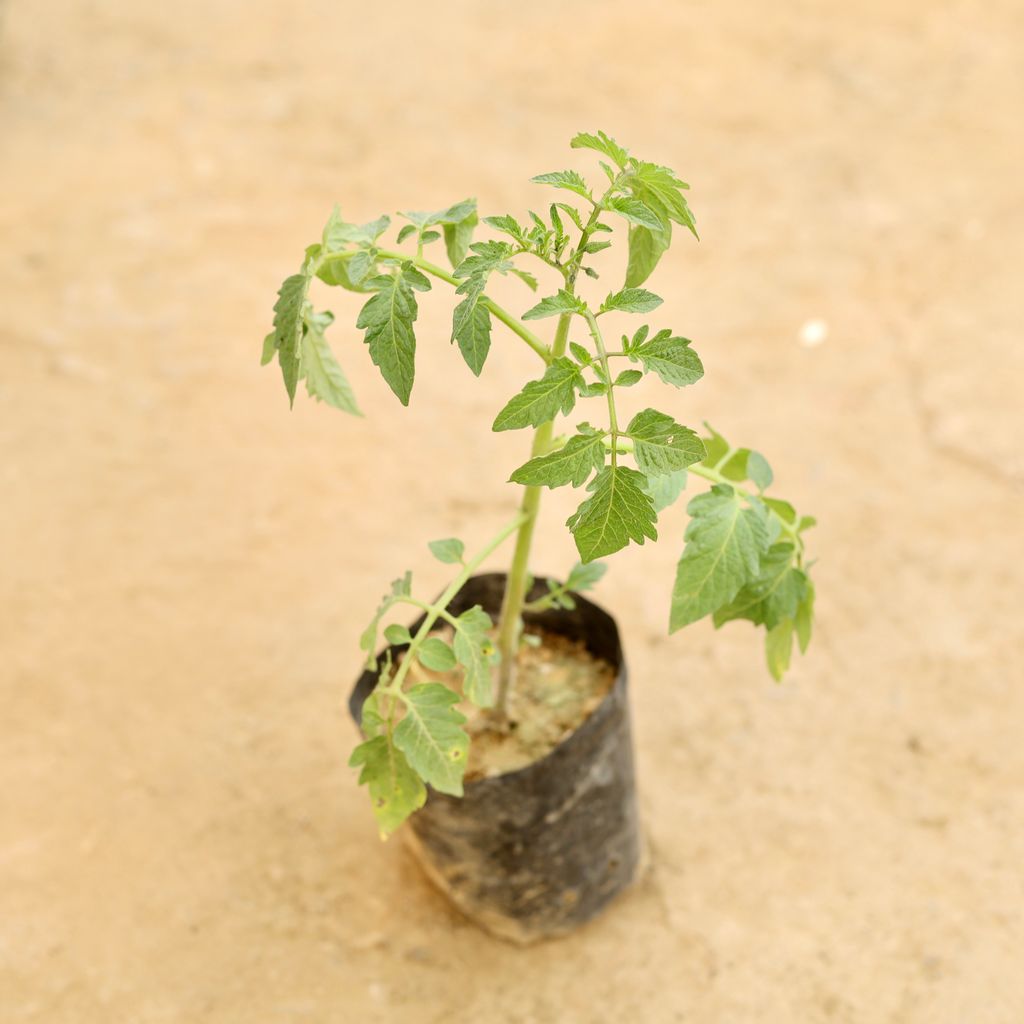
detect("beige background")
[2,1,1022,1021]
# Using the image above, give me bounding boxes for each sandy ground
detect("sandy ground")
[2,1,1023,1021]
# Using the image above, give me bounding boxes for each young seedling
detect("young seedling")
[262,130,817,836]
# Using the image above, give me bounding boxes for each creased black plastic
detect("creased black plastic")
[349,572,640,944]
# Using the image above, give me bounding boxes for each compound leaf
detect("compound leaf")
[567,465,658,562]
[509,430,605,488]
[600,288,663,315]
[632,330,704,387]
[522,289,585,321]
[451,606,495,707]
[349,733,427,837]
[271,272,310,406]
[394,684,469,796]
[530,169,591,198]
[570,130,629,168]
[356,265,430,405]
[301,315,361,415]
[669,485,770,630]
[492,358,581,431]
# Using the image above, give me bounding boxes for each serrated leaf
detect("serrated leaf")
[630,161,697,238]
[428,537,465,564]
[633,330,704,387]
[626,409,705,475]
[554,202,585,231]
[669,484,770,630]
[323,207,391,249]
[569,342,593,366]
[765,618,794,681]
[316,253,376,292]
[614,369,643,387]
[510,268,539,291]
[450,293,492,376]
[271,272,310,406]
[451,606,495,707]
[521,289,584,321]
[712,543,807,630]
[642,468,688,512]
[566,465,658,562]
[394,684,469,795]
[600,288,664,315]
[483,214,526,241]
[606,196,663,231]
[356,266,430,406]
[492,358,581,431]
[570,130,629,168]
[625,223,671,288]
[349,734,426,836]
[509,430,606,488]
[418,637,457,672]
[453,240,516,280]
[301,317,361,415]
[383,623,412,645]
[530,169,591,198]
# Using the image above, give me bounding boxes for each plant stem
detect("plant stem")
[493,310,574,713]
[319,248,552,364]
[583,310,619,465]
[380,511,529,701]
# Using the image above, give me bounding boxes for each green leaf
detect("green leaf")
[625,409,706,475]
[316,253,376,292]
[418,637,457,672]
[606,196,663,231]
[323,207,391,249]
[566,465,658,562]
[271,272,310,407]
[712,543,807,630]
[451,293,492,376]
[746,451,773,491]
[356,265,431,406]
[624,224,670,288]
[564,560,608,592]
[428,537,465,564]
[482,213,523,238]
[630,161,697,238]
[349,734,427,836]
[451,606,495,707]
[632,330,704,387]
[509,430,606,488]
[570,130,629,168]
[765,618,794,682]
[614,369,643,387]
[492,358,581,431]
[669,484,770,630]
[510,268,539,291]
[453,240,515,280]
[394,684,469,795]
[763,497,797,525]
[600,288,663,315]
[260,332,276,366]
[521,289,585,321]
[795,577,815,654]
[359,572,413,664]
[383,623,412,645]
[301,316,361,415]
[554,202,585,231]
[530,169,591,198]
[642,468,688,512]
[441,204,478,268]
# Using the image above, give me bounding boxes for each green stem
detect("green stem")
[493,310,574,713]
[583,310,619,466]
[319,248,551,364]
[379,511,529,701]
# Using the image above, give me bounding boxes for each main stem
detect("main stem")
[493,311,573,712]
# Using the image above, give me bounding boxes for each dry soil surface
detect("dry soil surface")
[2,2,1023,1022]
